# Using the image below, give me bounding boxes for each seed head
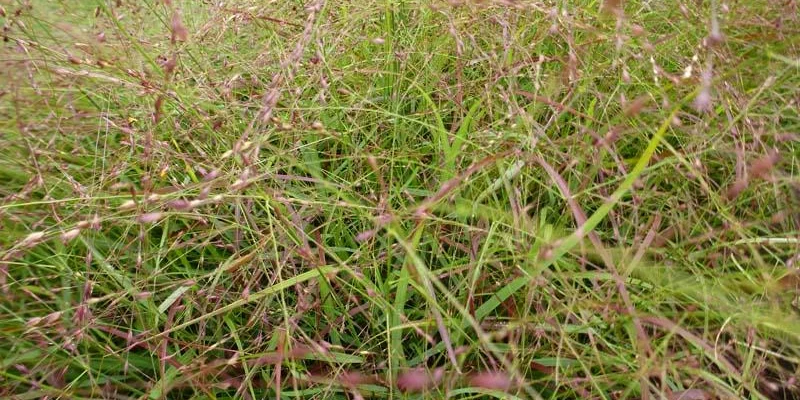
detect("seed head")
[20,232,46,247]
[171,12,188,43]
[469,371,514,391]
[137,212,163,224]
[396,368,443,392]
[60,228,81,243]
[693,87,712,113]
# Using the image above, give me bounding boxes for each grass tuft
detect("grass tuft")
[1,0,798,398]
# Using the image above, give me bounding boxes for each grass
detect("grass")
[1,0,799,398]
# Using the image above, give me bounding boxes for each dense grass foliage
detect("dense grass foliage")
[1,0,798,398]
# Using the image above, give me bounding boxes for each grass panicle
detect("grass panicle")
[0,0,798,399]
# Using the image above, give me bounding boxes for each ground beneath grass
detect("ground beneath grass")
[1,0,799,399]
